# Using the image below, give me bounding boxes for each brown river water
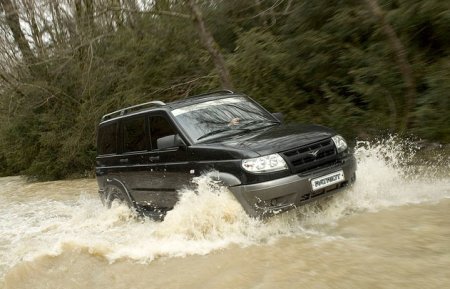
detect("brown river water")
[1,139,449,289]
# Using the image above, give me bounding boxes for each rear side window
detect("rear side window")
[97,122,117,155]
[150,116,176,149]
[123,116,147,152]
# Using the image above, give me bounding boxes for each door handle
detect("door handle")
[149,156,160,162]
[119,158,129,163]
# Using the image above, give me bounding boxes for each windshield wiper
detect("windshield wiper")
[197,127,252,141]
[239,120,279,129]
[197,128,233,141]
[197,120,279,141]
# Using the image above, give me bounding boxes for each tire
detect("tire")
[103,183,133,209]
[101,181,163,221]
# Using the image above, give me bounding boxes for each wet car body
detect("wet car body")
[96,91,357,218]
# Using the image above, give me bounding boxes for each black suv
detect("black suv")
[96,90,356,219]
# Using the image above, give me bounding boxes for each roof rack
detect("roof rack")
[101,100,166,121]
[187,89,234,99]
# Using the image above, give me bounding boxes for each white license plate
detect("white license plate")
[311,170,345,191]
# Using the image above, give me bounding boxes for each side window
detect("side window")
[123,116,147,152]
[150,116,176,150]
[97,122,117,155]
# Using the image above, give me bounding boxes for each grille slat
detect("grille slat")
[282,138,337,173]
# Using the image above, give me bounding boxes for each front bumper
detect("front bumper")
[229,155,357,218]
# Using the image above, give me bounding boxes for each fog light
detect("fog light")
[270,199,277,206]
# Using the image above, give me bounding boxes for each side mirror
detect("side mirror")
[272,112,284,123]
[157,134,185,150]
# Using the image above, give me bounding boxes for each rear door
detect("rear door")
[118,115,150,200]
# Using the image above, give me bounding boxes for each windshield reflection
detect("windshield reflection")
[171,97,275,142]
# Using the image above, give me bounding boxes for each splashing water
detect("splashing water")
[291,137,450,226]
[0,137,449,280]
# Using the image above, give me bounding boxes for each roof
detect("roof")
[100,90,239,123]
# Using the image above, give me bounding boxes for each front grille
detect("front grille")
[282,138,338,173]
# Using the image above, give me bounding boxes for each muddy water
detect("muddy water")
[1,140,449,289]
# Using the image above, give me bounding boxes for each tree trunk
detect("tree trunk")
[83,0,95,33]
[123,0,138,28]
[23,0,44,57]
[49,0,65,46]
[186,0,233,90]
[111,0,124,28]
[75,0,95,63]
[365,0,416,131]
[0,0,36,66]
[255,0,269,27]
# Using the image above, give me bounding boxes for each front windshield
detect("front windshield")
[171,97,277,142]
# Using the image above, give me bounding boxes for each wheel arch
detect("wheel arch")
[102,177,135,206]
[215,172,242,187]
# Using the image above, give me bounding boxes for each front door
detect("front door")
[131,113,190,209]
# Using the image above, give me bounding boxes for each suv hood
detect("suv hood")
[208,123,336,156]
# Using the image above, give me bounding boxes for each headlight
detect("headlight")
[332,135,348,153]
[242,153,288,174]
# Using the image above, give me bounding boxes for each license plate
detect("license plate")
[311,170,345,191]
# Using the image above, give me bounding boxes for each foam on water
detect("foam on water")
[291,137,450,226]
[0,137,449,279]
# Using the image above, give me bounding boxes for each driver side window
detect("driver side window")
[149,115,176,150]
